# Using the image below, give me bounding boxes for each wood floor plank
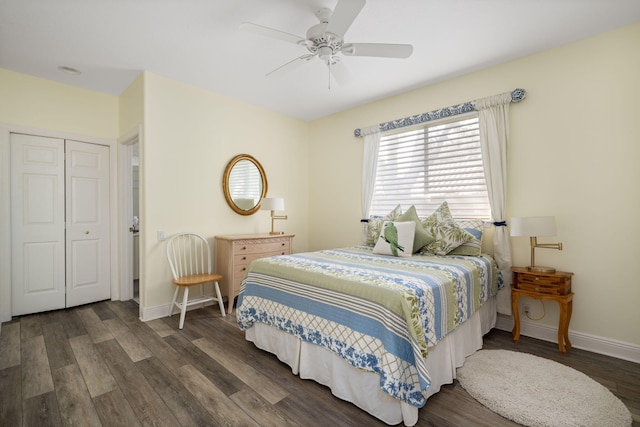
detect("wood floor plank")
[192,336,290,405]
[69,334,117,398]
[42,321,75,370]
[52,363,101,427]
[176,363,260,426]
[76,307,114,343]
[136,357,214,426]
[93,388,142,427]
[0,365,22,426]
[23,390,62,427]
[20,314,42,341]
[0,321,20,369]
[22,335,54,399]
[96,338,179,427]
[229,386,304,427]
[89,301,118,321]
[146,318,176,338]
[103,317,153,362]
[56,309,89,339]
[163,332,244,396]
[105,300,140,325]
[127,322,187,372]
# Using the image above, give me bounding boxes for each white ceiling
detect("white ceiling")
[1,0,639,121]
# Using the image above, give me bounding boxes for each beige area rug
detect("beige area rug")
[456,350,632,427]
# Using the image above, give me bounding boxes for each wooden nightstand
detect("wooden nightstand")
[511,267,574,354]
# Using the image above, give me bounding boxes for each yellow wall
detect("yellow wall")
[0,68,118,138]
[140,72,309,308]
[308,23,640,346]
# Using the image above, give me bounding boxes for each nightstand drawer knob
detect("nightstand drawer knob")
[242,256,246,260]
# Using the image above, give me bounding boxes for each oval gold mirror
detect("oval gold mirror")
[223,154,268,215]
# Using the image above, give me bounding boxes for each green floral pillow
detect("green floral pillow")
[420,202,474,255]
[448,219,484,256]
[397,205,435,253]
[364,205,402,246]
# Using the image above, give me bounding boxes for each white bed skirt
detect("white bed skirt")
[245,297,497,426]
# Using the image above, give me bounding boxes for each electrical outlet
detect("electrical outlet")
[524,304,530,313]
[157,230,166,241]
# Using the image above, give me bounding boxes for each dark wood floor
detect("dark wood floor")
[1,300,638,426]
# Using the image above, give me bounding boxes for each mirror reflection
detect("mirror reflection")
[223,154,268,215]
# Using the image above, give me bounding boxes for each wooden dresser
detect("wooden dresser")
[215,233,294,313]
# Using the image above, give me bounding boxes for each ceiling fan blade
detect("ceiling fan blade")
[239,22,305,45]
[342,43,413,58]
[325,0,366,37]
[266,53,316,78]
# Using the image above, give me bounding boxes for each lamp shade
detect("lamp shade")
[261,197,285,211]
[510,216,557,237]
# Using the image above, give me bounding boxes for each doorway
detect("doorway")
[118,128,141,311]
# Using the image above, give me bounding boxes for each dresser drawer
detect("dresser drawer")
[513,272,571,295]
[233,239,291,255]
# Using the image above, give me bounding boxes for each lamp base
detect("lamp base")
[528,266,556,273]
[269,231,284,235]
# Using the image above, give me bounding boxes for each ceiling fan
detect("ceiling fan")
[239,0,413,84]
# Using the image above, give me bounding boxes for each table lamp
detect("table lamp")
[510,216,562,273]
[261,198,287,235]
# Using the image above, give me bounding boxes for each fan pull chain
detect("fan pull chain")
[327,60,331,90]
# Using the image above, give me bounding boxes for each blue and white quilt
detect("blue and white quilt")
[236,246,498,407]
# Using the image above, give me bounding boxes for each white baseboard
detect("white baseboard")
[141,300,222,322]
[495,314,640,364]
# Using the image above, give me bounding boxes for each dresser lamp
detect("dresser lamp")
[510,216,562,273]
[261,197,287,235]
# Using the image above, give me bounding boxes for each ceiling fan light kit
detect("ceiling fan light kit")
[240,0,413,84]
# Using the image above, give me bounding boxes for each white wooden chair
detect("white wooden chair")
[165,232,225,329]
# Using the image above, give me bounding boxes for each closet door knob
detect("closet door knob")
[85,231,90,235]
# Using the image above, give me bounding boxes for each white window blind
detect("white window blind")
[228,160,261,200]
[370,115,491,219]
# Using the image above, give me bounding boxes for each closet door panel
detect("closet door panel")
[10,134,66,315]
[65,140,111,307]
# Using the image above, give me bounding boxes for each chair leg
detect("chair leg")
[214,281,226,317]
[169,285,180,317]
[178,287,189,329]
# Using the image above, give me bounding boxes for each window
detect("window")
[370,114,491,219]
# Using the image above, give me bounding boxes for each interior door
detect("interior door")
[65,140,111,307]
[10,134,66,315]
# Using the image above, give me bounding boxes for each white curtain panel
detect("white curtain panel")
[476,92,513,315]
[361,128,381,244]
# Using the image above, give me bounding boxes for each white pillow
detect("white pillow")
[373,221,416,258]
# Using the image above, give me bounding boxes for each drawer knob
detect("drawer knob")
[535,277,540,281]
[242,246,246,250]
[281,243,285,246]
[281,252,285,255]
[242,256,246,260]
[242,267,246,271]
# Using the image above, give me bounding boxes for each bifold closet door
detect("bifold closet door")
[11,134,66,315]
[10,134,111,316]
[65,140,110,307]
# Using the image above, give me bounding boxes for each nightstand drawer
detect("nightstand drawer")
[512,269,572,295]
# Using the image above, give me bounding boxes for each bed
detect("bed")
[236,245,499,426]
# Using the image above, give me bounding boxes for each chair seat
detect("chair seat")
[173,273,223,287]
